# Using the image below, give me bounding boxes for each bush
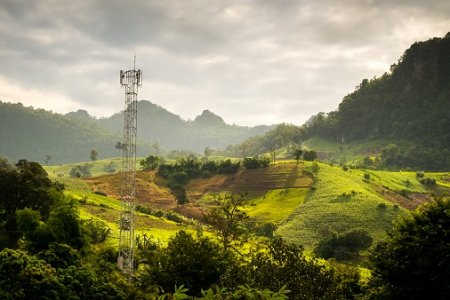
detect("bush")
[69,165,91,178]
[103,162,116,173]
[315,229,372,260]
[243,156,270,169]
[377,203,387,210]
[140,155,163,171]
[419,177,436,186]
[303,150,318,161]
[141,231,230,296]
[363,172,371,180]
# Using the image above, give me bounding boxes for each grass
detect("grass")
[46,158,447,253]
[277,162,408,249]
[244,188,309,224]
[302,137,396,163]
[44,157,143,177]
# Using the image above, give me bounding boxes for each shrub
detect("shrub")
[315,228,372,260]
[363,172,371,180]
[82,219,111,244]
[103,162,116,173]
[303,150,317,161]
[243,156,270,169]
[419,177,436,186]
[377,203,387,210]
[416,171,425,178]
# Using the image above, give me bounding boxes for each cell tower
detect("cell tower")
[117,58,142,274]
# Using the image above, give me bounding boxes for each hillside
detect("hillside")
[53,158,449,252]
[69,100,276,153]
[223,33,450,170]
[0,100,274,164]
[0,102,152,164]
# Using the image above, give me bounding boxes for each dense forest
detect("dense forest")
[224,33,450,171]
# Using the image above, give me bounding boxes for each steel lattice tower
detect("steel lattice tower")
[117,60,141,274]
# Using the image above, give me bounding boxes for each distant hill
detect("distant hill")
[72,100,276,153]
[224,33,450,170]
[0,102,141,164]
[0,100,274,164]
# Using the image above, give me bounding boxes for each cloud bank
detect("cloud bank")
[0,0,449,125]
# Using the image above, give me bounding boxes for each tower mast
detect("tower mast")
[117,60,142,274]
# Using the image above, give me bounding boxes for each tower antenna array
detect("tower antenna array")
[117,60,142,274]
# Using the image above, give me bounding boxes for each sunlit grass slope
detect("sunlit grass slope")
[277,162,408,248]
[45,157,143,177]
[45,164,195,246]
[302,137,396,163]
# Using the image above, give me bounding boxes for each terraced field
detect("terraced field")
[85,171,177,209]
[187,162,312,198]
[186,163,312,225]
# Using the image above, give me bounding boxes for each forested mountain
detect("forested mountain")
[225,33,450,170]
[0,102,151,164]
[306,32,450,147]
[70,100,275,152]
[0,100,274,164]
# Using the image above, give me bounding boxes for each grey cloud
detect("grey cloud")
[0,0,449,126]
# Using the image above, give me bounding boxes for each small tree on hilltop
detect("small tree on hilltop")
[293,148,303,164]
[303,150,317,161]
[90,149,98,161]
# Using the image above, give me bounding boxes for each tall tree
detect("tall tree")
[368,198,450,299]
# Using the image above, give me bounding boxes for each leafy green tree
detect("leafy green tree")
[367,198,450,299]
[141,231,230,296]
[246,237,339,299]
[292,148,303,164]
[90,149,98,161]
[0,160,61,248]
[171,185,189,206]
[303,150,317,161]
[206,193,249,250]
[0,249,62,299]
[315,228,373,260]
[243,156,270,169]
[69,164,92,178]
[140,155,162,171]
[57,265,125,299]
[310,162,320,177]
[82,218,111,244]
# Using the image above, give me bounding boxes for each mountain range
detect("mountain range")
[0,100,275,164]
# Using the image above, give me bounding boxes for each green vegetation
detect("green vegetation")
[277,163,407,248]
[367,198,450,299]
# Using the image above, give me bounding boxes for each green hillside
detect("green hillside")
[69,100,276,153]
[45,157,449,252]
[222,33,450,171]
[0,102,152,164]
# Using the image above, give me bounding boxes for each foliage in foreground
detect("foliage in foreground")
[367,198,450,299]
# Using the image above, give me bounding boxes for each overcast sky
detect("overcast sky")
[0,0,449,126]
